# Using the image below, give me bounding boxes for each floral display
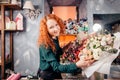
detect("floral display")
[84,32,120,78]
[60,32,118,63]
[64,18,89,34]
[79,33,118,60]
[60,32,120,78]
[60,40,80,63]
[60,35,88,63]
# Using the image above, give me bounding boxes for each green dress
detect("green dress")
[39,38,80,73]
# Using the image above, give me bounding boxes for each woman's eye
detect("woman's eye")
[55,24,58,26]
[49,26,54,29]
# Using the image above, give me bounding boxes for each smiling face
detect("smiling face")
[46,19,60,39]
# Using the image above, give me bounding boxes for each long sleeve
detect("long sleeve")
[39,45,80,73]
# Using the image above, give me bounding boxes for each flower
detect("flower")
[79,33,117,60]
[60,33,118,64]
[83,32,120,78]
[60,38,88,63]
[60,40,81,63]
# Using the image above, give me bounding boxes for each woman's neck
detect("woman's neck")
[52,36,57,39]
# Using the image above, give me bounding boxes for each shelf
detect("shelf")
[0,3,22,79]
[4,29,23,32]
[0,60,11,66]
[0,29,23,32]
[0,4,21,10]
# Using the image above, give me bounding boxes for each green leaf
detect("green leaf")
[107,48,118,54]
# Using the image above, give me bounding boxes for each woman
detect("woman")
[37,14,94,80]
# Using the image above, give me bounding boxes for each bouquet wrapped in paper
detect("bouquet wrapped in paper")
[78,32,120,78]
[79,33,117,60]
[60,32,119,78]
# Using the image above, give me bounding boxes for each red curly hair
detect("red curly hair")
[37,14,65,52]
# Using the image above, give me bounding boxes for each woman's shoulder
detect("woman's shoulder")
[39,44,46,50]
[39,44,52,52]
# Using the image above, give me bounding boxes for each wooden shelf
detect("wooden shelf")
[4,29,23,32]
[0,60,11,66]
[1,29,23,32]
[0,4,21,10]
[0,3,22,79]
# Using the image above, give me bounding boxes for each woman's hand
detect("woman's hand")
[76,57,95,69]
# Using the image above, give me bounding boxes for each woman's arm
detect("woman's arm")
[40,43,94,73]
[40,46,79,73]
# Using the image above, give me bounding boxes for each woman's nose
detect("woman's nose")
[54,26,59,30]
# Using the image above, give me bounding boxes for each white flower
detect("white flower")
[78,33,115,61]
[101,40,107,46]
[90,37,94,41]
[93,53,100,60]
[92,48,102,60]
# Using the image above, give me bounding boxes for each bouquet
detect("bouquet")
[60,32,120,78]
[60,32,89,63]
[80,32,120,78]
[78,33,118,61]
[60,40,80,63]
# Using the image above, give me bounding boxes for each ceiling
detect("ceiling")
[47,0,82,6]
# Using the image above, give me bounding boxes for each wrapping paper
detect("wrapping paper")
[83,32,120,78]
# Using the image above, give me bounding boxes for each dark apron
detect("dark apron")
[37,68,62,80]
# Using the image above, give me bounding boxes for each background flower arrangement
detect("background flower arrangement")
[63,18,89,34]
